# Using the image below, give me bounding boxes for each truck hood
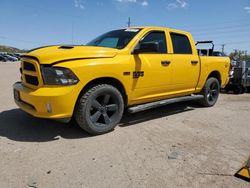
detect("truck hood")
[25,45,118,64]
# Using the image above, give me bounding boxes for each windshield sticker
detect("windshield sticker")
[125,28,139,32]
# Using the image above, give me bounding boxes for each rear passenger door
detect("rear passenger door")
[170,32,200,93]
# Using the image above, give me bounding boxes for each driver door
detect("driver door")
[130,30,173,103]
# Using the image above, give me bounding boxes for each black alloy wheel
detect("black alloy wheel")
[75,84,124,135]
[200,77,220,107]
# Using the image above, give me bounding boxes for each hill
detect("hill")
[0,45,26,53]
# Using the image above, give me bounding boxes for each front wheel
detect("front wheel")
[74,84,124,135]
[199,77,220,107]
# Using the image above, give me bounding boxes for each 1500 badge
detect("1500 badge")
[133,71,144,78]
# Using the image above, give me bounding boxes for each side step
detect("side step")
[127,94,204,113]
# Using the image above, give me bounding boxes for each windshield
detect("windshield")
[86,28,141,49]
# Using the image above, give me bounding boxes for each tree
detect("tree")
[229,50,249,61]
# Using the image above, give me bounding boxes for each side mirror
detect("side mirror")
[133,42,159,54]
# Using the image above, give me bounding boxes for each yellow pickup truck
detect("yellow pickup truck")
[13,27,230,135]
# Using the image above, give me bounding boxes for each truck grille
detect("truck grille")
[24,75,39,86]
[23,61,36,71]
[21,58,42,89]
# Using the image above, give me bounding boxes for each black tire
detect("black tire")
[74,84,124,135]
[247,87,250,93]
[233,86,242,94]
[199,77,220,107]
[242,87,247,94]
[224,85,230,93]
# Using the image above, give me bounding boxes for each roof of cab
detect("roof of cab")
[128,26,191,35]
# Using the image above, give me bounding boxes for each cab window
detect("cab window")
[138,31,167,53]
[170,33,192,54]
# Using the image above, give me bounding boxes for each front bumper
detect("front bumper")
[13,82,82,119]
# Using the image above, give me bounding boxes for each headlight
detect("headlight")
[41,66,79,85]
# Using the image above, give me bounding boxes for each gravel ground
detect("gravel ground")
[0,62,249,188]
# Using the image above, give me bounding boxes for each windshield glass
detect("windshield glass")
[86,28,141,49]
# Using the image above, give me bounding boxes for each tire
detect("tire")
[224,85,230,93]
[242,87,247,94]
[247,87,250,93]
[199,77,220,107]
[233,86,242,94]
[74,84,124,135]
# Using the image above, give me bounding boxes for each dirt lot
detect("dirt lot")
[0,62,249,188]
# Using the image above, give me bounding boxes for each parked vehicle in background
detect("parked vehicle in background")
[0,53,19,61]
[5,54,18,61]
[0,54,7,62]
[13,26,230,135]
[15,53,21,60]
[8,53,21,60]
[212,51,226,57]
[1,54,14,61]
[225,60,250,94]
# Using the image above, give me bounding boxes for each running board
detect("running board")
[127,95,204,113]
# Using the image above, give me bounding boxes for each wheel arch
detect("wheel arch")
[76,77,128,107]
[207,71,221,85]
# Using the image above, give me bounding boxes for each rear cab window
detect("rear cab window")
[170,33,192,54]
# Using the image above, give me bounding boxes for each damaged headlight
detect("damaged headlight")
[41,66,79,85]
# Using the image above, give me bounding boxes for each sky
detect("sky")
[0,0,250,54]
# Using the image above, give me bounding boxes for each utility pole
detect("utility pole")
[221,44,226,53]
[127,17,131,27]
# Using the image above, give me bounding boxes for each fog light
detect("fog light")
[46,103,52,113]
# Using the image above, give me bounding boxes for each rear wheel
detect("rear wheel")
[242,87,247,94]
[224,85,231,93]
[74,84,124,135]
[247,87,250,93]
[233,86,243,94]
[199,77,220,107]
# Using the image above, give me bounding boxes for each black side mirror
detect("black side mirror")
[133,42,159,54]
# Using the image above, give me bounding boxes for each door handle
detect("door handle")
[161,61,171,66]
[191,60,198,65]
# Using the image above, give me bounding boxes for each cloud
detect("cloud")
[74,0,85,10]
[141,1,148,6]
[97,2,104,6]
[168,2,178,9]
[116,0,148,7]
[177,0,187,7]
[116,0,137,2]
[244,6,250,13]
[168,0,188,9]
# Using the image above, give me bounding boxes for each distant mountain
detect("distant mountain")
[0,45,26,53]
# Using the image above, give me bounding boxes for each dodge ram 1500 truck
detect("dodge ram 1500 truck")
[13,27,230,135]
